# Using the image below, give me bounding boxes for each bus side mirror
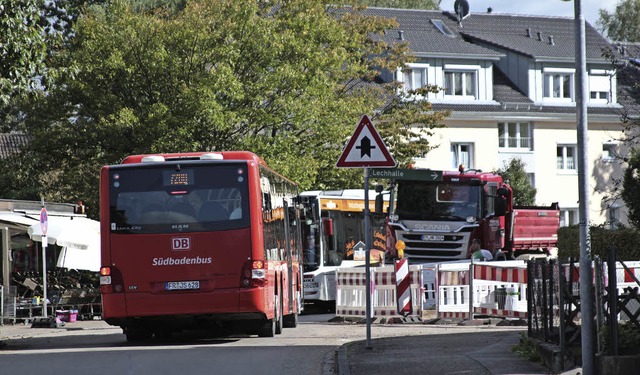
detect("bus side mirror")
[322,218,333,236]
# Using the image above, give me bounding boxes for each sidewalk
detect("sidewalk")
[1,318,116,342]
[336,321,583,375]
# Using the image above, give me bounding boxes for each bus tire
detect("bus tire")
[275,293,283,335]
[257,294,280,338]
[283,292,300,328]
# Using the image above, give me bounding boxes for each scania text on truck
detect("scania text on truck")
[99,151,303,341]
[374,166,560,262]
[299,190,388,310]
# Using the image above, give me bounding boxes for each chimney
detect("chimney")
[537,31,542,41]
[398,30,404,41]
[487,7,492,13]
[526,28,531,38]
[548,35,554,45]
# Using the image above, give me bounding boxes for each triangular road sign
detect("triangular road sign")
[336,115,396,168]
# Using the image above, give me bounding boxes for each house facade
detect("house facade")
[363,7,638,227]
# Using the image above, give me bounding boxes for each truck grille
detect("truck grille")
[394,228,471,262]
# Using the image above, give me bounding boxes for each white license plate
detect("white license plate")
[304,282,319,289]
[166,281,200,291]
[422,235,445,241]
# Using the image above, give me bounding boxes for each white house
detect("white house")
[362,7,639,227]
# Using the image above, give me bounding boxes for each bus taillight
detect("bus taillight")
[241,260,268,288]
[99,266,124,293]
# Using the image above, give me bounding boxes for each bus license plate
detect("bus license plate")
[166,281,200,291]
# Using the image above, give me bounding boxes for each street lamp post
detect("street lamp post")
[563,0,595,373]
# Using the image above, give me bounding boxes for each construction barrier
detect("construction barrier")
[436,260,528,320]
[336,264,423,319]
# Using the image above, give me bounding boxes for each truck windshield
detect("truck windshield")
[395,181,481,220]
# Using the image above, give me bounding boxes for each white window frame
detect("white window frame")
[560,208,578,227]
[557,144,577,172]
[543,68,575,102]
[451,142,474,169]
[601,142,618,162]
[443,64,479,100]
[400,63,430,96]
[498,122,532,150]
[589,70,613,104]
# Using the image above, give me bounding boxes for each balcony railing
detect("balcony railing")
[499,137,531,149]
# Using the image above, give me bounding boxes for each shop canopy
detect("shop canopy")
[27,216,100,272]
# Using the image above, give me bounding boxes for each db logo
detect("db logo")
[172,237,191,251]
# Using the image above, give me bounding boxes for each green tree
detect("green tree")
[355,0,441,10]
[494,157,536,206]
[0,0,48,107]
[597,0,640,42]
[7,0,447,215]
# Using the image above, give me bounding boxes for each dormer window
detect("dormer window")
[402,63,429,91]
[589,69,614,104]
[543,68,574,102]
[444,69,477,99]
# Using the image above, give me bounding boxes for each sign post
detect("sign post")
[40,207,48,318]
[336,114,396,348]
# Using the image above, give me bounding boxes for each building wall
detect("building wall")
[412,117,628,227]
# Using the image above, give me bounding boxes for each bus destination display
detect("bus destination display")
[164,170,194,186]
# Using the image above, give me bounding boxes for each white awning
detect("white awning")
[0,212,39,228]
[28,216,100,272]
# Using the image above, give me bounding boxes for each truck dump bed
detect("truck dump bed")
[510,205,560,252]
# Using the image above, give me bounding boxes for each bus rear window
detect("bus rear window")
[109,163,249,234]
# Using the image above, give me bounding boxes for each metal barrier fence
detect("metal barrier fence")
[436,260,528,319]
[336,264,424,319]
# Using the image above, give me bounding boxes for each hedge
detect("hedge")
[557,225,640,261]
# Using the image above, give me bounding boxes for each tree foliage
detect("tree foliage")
[597,0,640,42]
[355,0,441,10]
[4,0,447,217]
[0,0,48,107]
[494,157,536,206]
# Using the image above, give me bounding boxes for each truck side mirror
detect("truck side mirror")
[495,196,506,216]
[375,194,384,214]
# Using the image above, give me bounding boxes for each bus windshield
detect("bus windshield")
[396,181,481,220]
[108,163,249,234]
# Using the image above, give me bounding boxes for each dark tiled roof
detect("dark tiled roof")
[348,7,633,118]
[357,8,610,62]
[0,133,28,159]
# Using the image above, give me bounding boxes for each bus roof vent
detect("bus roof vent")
[200,153,224,160]
[141,155,165,163]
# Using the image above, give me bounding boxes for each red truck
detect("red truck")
[373,167,559,262]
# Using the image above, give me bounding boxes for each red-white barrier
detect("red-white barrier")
[437,260,528,320]
[395,259,412,316]
[336,264,423,319]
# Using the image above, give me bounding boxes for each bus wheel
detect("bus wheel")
[283,293,299,328]
[125,327,152,342]
[275,293,283,335]
[257,294,280,338]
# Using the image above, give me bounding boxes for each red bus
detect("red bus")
[99,151,304,341]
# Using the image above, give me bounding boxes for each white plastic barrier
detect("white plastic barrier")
[336,264,423,319]
[436,260,529,319]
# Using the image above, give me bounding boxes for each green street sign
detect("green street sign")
[370,168,442,181]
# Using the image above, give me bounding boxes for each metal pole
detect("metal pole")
[42,238,48,318]
[573,0,594,372]
[364,167,372,348]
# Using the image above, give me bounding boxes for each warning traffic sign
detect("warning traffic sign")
[336,115,396,168]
